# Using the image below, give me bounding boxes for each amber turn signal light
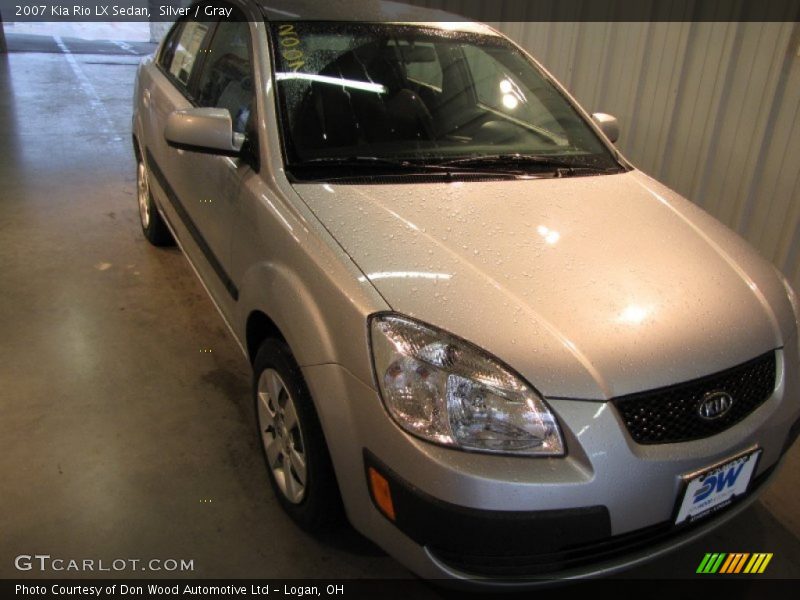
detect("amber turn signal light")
[368,466,396,521]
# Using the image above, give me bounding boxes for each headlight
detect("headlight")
[370,314,564,456]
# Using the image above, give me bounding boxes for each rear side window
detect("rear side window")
[166,21,212,87]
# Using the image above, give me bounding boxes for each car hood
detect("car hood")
[293,170,790,399]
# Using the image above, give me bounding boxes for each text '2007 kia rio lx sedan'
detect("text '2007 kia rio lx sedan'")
[132,0,800,583]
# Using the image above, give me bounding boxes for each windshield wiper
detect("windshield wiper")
[301,156,423,168]
[292,156,525,178]
[436,154,621,175]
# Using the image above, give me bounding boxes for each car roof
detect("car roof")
[258,0,498,35]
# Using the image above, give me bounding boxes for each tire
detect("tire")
[136,153,174,247]
[253,338,343,531]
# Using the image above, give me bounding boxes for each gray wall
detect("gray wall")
[491,20,800,289]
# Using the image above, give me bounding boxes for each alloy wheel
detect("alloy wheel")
[257,368,308,504]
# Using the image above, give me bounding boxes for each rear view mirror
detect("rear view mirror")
[165,108,244,156]
[591,112,619,143]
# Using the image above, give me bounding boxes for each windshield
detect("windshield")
[269,22,621,176]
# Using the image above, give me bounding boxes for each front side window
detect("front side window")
[269,22,621,177]
[195,17,254,134]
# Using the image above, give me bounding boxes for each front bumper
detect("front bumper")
[364,449,778,579]
[301,349,800,582]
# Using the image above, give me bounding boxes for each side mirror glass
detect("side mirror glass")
[165,107,244,156]
[591,112,620,143]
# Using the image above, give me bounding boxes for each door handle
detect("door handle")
[142,88,151,107]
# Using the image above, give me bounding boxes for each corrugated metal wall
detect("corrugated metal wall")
[494,20,800,288]
[413,3,800,287]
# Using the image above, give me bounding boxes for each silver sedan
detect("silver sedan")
[132,0,800,582]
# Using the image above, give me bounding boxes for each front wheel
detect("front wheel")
[137,155,174,246]
[254,338,343,531]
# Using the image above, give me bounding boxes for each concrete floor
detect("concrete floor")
[1,35,799,585]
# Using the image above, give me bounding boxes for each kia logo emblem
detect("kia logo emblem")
[698,391,734,420]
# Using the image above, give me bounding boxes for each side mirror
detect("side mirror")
[591,112,619,143]
[165,107,244,156]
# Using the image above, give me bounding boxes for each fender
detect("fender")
[233,230,389,388]
[236,260,337,366]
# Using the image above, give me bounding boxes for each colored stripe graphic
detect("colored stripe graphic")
[710,553,726,573]
[703,553,722,573]
[758,554,773,573]
[719,554,736,573]
[744,554,760,573]
[697,553,713,573]
[733,553,750,573]
[698,553,727,573]
[699,553,772,574]
[695,553,711,573]
[744,553,774,574]
[719,553,747,573]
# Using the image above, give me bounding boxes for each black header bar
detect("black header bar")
[1,0,799,22]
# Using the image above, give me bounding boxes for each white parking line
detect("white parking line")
[113,40,138,55]
[53,35,121,141]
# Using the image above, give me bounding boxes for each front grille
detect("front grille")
[613,351,776,445]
